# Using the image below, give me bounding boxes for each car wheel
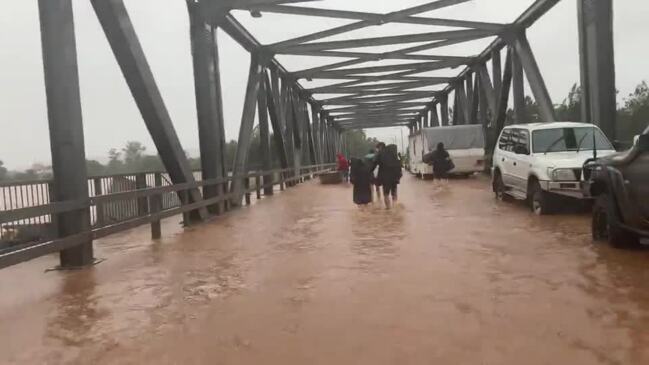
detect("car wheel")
[493,172,507,201]
[530,181,553,215]
[592,195,638,248]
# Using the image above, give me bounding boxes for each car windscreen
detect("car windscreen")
[423,126,485,151]
[532,127,613,153]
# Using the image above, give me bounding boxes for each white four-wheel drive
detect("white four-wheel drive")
[492,122,616,215]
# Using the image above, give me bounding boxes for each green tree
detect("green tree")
[139,154,165,171]
[342,130,380,158]
[122,141,146,169]
[617,81,649,143]
[0,160,7,181]
[107,148,124,173]
[86,160,105,176]
[506,96,542,124]
[555,83,583,122]
[13,169,38,181]
[225,140,238,171]
[623,81,649,115]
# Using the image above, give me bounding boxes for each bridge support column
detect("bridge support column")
[303,101,317,166]
[477,63,497,119]
[319,110,327,163]
[494,47,514,148]
[452,89,460,125]
[457,80,470,125]
[470,75,480,124]
[578,0,616,140]
[430,104,440,127]
[188,3,226,214]
[492,49,502,99]
[512,32,555,122]
[283,84,296,182]
[38,0,93,268]
[287,88,302,180]
[231,55,263,204]
[91,0,207,221]
[512,49,526,124]
[266,69,290,172]
[257,68,273,195]
[478,75,489,129]
[440,94,450,126]
[311,106,321,165]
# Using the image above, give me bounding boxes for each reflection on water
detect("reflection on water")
[579,244,649,363]
[350,205,406,272]
[44,270,110,364]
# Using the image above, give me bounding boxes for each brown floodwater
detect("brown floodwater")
[2,175,649,364]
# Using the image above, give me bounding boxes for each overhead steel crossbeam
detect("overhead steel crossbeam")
[203,0,562,129]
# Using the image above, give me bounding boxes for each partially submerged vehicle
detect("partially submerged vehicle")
[492,122,617,215]
[408,125,486,177]
[584,125,649,246]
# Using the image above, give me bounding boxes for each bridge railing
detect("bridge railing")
[0,163,335,269]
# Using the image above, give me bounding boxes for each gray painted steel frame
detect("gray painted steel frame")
[91,0,207,220]
[38,0,94,268]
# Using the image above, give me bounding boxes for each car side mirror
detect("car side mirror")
[638,134,649,152]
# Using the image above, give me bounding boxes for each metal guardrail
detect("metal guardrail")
[0,164,335,269]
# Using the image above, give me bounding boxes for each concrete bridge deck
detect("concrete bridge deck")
[2,175,649,364]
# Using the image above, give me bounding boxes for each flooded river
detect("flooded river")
[1,175,649,364]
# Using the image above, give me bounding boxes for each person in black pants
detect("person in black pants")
[350,158,372,206]
[374,144,402,209]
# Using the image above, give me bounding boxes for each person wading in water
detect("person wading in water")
[336,153,349,182]
[429,142,453,181]
[350,158,372,206]
[373,143,402,209]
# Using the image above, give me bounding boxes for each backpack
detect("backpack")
[423,152,434,165]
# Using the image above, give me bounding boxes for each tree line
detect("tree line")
[0,128,378,182]
[506,81,649,143]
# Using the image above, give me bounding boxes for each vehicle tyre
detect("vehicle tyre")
[530,181,553,215]
[493,171,507,201]
[592,195,638,248]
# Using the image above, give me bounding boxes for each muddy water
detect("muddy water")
[2,175,649,364]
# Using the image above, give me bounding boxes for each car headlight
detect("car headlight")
[550,168,577,181]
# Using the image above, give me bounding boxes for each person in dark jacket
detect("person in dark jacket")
[430,142,453,180]
[374,144,402,208]
[350,158,372,206]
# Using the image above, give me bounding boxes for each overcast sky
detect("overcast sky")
[1,0,647,169]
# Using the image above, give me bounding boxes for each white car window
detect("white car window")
[532,127,613,153]
[498,129,513,152]
[510,129,530,154]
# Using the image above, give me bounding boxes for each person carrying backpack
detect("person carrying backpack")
[429,142,454,180]
[375,143,402,208]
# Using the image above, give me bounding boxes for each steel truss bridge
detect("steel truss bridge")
[0,0,616,269]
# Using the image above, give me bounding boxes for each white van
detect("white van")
[409,125,486,177]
